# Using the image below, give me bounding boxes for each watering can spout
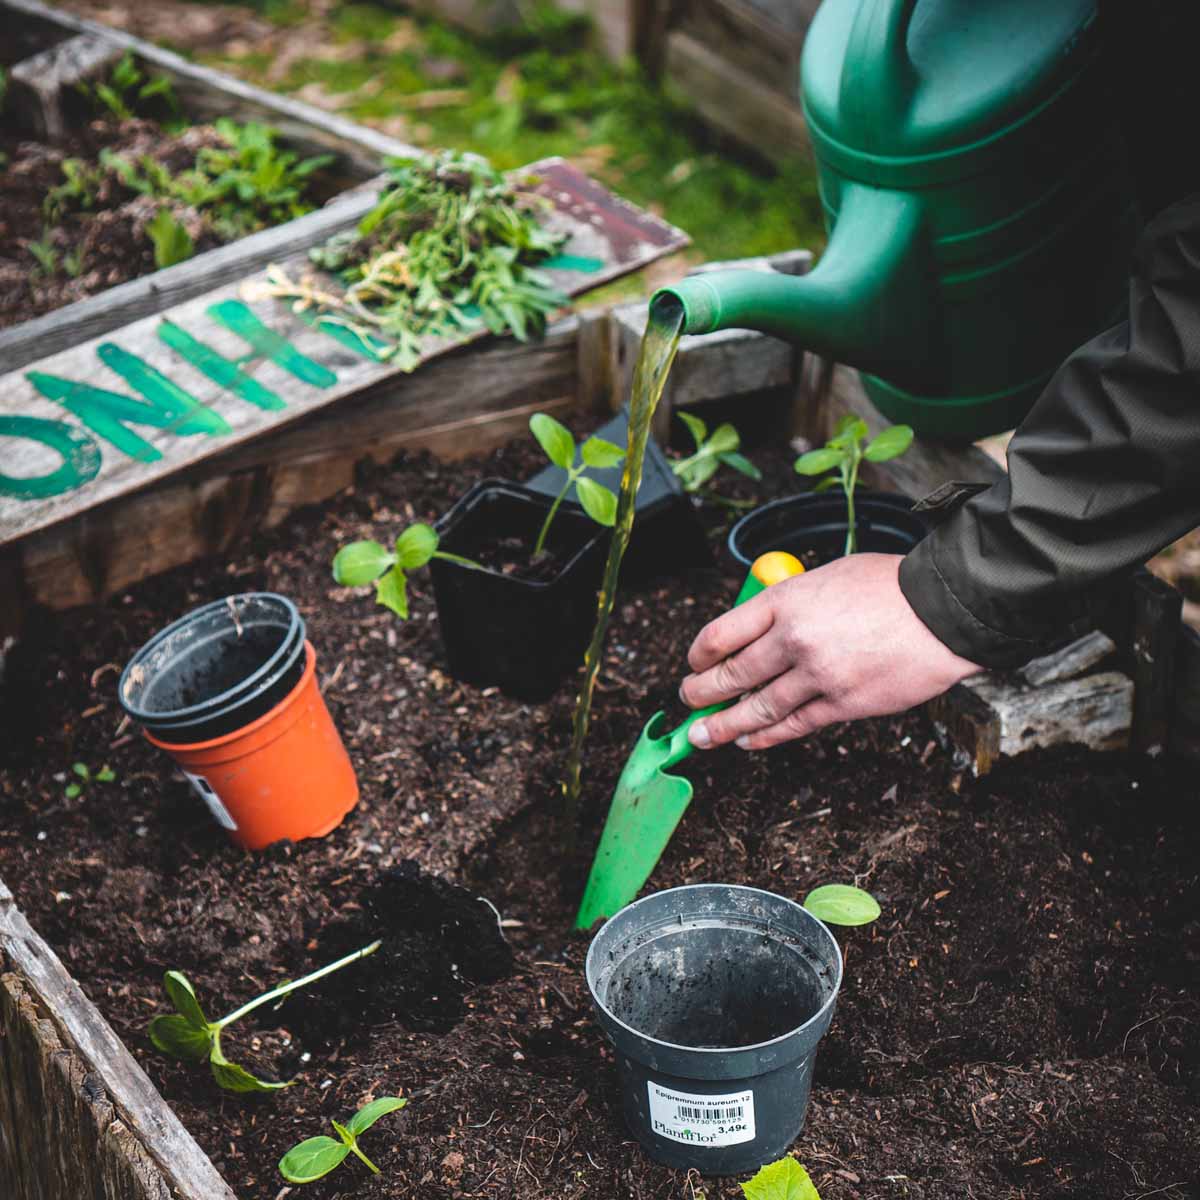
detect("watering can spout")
[653,183,935,386]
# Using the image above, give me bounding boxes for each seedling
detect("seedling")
[529,413,624,554]
[26,231,58,277]
[149,940,380,1092]
[740,1156,821,1200]
[64,761,115,799]
[803,883,881,927]
[672,412,761,494]
[79,51,178,123]
[146,207,194,268]
[332,523,481,620]
[278,1097,407,1184]
[793,415,913,555]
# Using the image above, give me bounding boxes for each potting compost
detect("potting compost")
[2,434,1197,1199]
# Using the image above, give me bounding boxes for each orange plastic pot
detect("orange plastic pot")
[146,642,358,850]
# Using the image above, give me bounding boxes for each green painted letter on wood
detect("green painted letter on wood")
[0,415,102,499]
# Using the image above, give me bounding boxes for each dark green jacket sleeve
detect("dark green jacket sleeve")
[899,195,1200,668]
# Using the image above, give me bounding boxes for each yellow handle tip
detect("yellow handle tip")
[751,551,805,587]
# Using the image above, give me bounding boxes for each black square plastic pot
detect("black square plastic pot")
[525,408,711,583]
[430,479,607,702]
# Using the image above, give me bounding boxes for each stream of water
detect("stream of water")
[561,300,685,841]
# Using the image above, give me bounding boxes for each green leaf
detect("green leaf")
[803,884,881,927]
[209,1044,290,1093]
[279,1136,350,1184]
[149,1014,213,1063]
[163,970,209,1029]
[708,422,740,455]
[863,424,914,463]
[811,475,842,493]
[718,451,762,481]
[65,783,82,798]
[72,762,89,779]
[332,540,395,586]
[679,456,720,491]
[146,207,194,269]
[331,1119,355,1145]
[677,410,707,449]
[793,448,844,476]
[740,1157,821,1200]
[395,522,438,569]
[375,567,409,619]
[95,766,116,782]
[575,476,617,526]
[345,1096,408,1137]
[580,436,625,469]
[529,412,575,470]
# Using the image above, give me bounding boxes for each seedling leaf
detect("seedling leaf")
[345,1096,407,1137]
[677,411,707,448]
[72,762,89,779]
[803,883,881,927]
[679,456,720,490]
[864,423,914,462]
[740,1157,821,1200]
[793,448,844,476]
[95,765,116,782]
[580,436,625,469]
[718,451,762,481]
[279,1136,350,1183]
[333,540,395,586]
[375,567,409,619]
[395,522,438,569]
[575,476,617,526]
[530,412,575,470]
[149,1014,213,1062]
[146,207,194,269]
[210,1044,289,1093]
[65,783,82,798]
[708,422,740,455]
[811,475,842,493]
[163,969,209,1029]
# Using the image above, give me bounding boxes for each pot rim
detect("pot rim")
[585,882,844,1057]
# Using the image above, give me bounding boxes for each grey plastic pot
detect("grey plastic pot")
[585,884,843,1175]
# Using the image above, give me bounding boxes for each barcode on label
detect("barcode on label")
[676,1104,744,1122]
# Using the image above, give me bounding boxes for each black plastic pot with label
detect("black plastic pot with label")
[586,884,843,1175]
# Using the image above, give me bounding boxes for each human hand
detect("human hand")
[679,553,981,750]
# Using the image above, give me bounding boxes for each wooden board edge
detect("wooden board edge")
[0,889,236,1200]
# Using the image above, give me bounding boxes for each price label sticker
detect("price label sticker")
[182,770,238,831]
[646,1081,756,1147]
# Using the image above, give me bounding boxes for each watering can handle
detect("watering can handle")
[840,0,919,144]
[661,551,805,768]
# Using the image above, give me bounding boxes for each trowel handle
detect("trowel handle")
[662,551,805,768]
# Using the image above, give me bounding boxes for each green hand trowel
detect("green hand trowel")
[575,551,806,929]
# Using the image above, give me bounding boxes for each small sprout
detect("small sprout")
[332,522,480,620]
[740,1156,821,1200]
[794,415,913,555]
[279,1096,407,1184]
[803,883,881,927]
[26,231,58,277]
[65,761,115,798]
[672,412,762,494]
[529,413,624,554]
[146,207,194,268]
[149,940,380,1092]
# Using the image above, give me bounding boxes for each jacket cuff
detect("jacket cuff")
[898,536,1046,670]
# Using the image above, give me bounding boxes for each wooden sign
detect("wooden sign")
[0,158,687,549]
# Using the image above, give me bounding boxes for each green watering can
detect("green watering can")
[656,0,1138,440]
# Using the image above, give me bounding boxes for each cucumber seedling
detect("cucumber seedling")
[279,1097,407,1184]
[793,415,913,554]
[802,883,881,927]
[740,1156,822,1200]
[672,412,761,497]
[149,940,380,1092]
[64,761,115,799]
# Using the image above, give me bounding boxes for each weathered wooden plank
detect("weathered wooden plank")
[0,178,386,374]
[8,32,125,142]
[1130,570,1183,757]
[4,316,581,615]
[3,0,421,178]
[802,360,1008,499]
[1172,623,1200,761]
[0,157,687,553]
[930,670,1134,776]
[0,897,234,1200]
[1019,630,1116,688]
[663,31,811,165]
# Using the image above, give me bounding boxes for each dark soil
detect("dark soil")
[1,434,1198,1200]
[0,117,234,329]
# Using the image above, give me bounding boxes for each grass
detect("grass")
[193,1,825,280]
